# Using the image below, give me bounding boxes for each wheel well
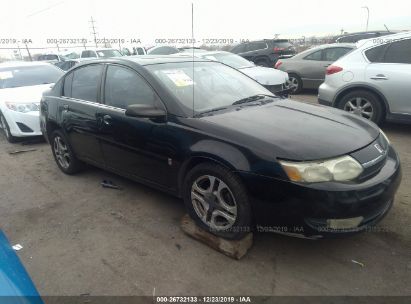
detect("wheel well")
[335,87,387,117]
[46,121,60,141]
[177,156,232,197]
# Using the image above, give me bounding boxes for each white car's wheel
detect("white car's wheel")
[0,113,17,143]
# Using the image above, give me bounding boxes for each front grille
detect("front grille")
[351,134,389,181]
[16,122,34,133]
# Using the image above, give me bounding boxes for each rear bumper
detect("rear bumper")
[239,145,402,239]
[3,110,42,137]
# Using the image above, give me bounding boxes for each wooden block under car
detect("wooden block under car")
[180,214,253,260]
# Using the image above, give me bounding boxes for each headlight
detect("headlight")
[380,130,390,144]
[5,102,40,113]
[279,155,363,183]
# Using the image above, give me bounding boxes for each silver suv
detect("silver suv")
[318,32,411,124]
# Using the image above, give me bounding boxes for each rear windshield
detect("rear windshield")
[0,65,63,89]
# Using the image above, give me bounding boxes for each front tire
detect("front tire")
[0,113,17,143]
[287,74,303,94]
[50,130,83,174]
[338,90,384,124]
[183,163,252,240]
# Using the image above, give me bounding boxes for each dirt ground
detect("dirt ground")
[0,91,410,296]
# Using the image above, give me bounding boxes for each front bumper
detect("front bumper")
[239,145,402,239]
[3,110,42,137]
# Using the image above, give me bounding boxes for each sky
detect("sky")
[0,0,410,56]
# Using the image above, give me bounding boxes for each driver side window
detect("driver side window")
[104,65,160,109]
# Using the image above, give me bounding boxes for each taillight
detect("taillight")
[274,61,282,69]
[273,47,285,53]
[326,65,343,75]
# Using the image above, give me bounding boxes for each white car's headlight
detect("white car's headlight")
[5,102,40,113]
[279,155,363,183]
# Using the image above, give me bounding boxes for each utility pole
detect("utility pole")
[361,6,369,31]
[89,16,98,48]
[24,42,32,61]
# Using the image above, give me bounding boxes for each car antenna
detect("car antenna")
[191,2,195,117]
[384,24,390,32]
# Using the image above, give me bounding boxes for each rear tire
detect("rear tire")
[183,162,252,240]
[288,74,303,94]
[338,90,384,125]
[50,130,84,174]
[0,113,17,143]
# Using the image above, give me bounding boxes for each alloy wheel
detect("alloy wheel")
[53,136,71,169]
[287,76,299,93]
[343,97,374,120]
[191,175,237,231]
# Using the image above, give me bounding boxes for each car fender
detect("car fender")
[177,140,251,195]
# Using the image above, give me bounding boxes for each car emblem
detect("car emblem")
[374,144,384,154]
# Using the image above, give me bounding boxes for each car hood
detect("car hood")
[200,99,379,161]
[240,66,288,86]
[0,84,53,104]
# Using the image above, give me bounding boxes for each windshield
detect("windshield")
[0,65,63,89]
[97,49,123,58]
[147,61,271,116]
[201,53,254,69]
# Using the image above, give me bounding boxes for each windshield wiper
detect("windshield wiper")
[194,106,229,117]
[232,94,277,105]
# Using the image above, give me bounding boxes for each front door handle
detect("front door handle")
[370,74,388,80]
[102,114,112,126]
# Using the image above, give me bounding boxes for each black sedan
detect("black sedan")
[40,56,401,240]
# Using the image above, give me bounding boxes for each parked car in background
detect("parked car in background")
[80,48,123,59]
[147,46,180,55]
[334,31,399,43]
[41,57,400,240]
[0,61,63,142]
[54,59,83,71]
[191,51,289,95]
[37,54,65,63]
[133,46,147,55]
[178,47,208,54]
[319,32,411,124]
[0,230,43,302]
[275,43,355,93]
[230,39,296,67]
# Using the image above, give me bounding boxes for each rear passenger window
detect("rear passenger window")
[246,42,267,52]
[71,65,103,102]
[365,44,389,62]
[304,50,322,61]
[323,47,352,61]
[104,65,160,109]
[384,39,411,64]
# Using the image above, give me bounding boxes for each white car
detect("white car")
[179,51,289,95]
[0,61,63,142]
[318,31,411,124]
[80,48,123,59]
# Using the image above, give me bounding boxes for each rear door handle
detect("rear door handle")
[102,114,112,126]
[370,74,388,80]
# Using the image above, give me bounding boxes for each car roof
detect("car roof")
[121,55,210,65]
[0,61,51,68]
[357,31,411,49]
[75,55,211,67]
[313,43,356,49]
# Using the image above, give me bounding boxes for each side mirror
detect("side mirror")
[125,104,166,121]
